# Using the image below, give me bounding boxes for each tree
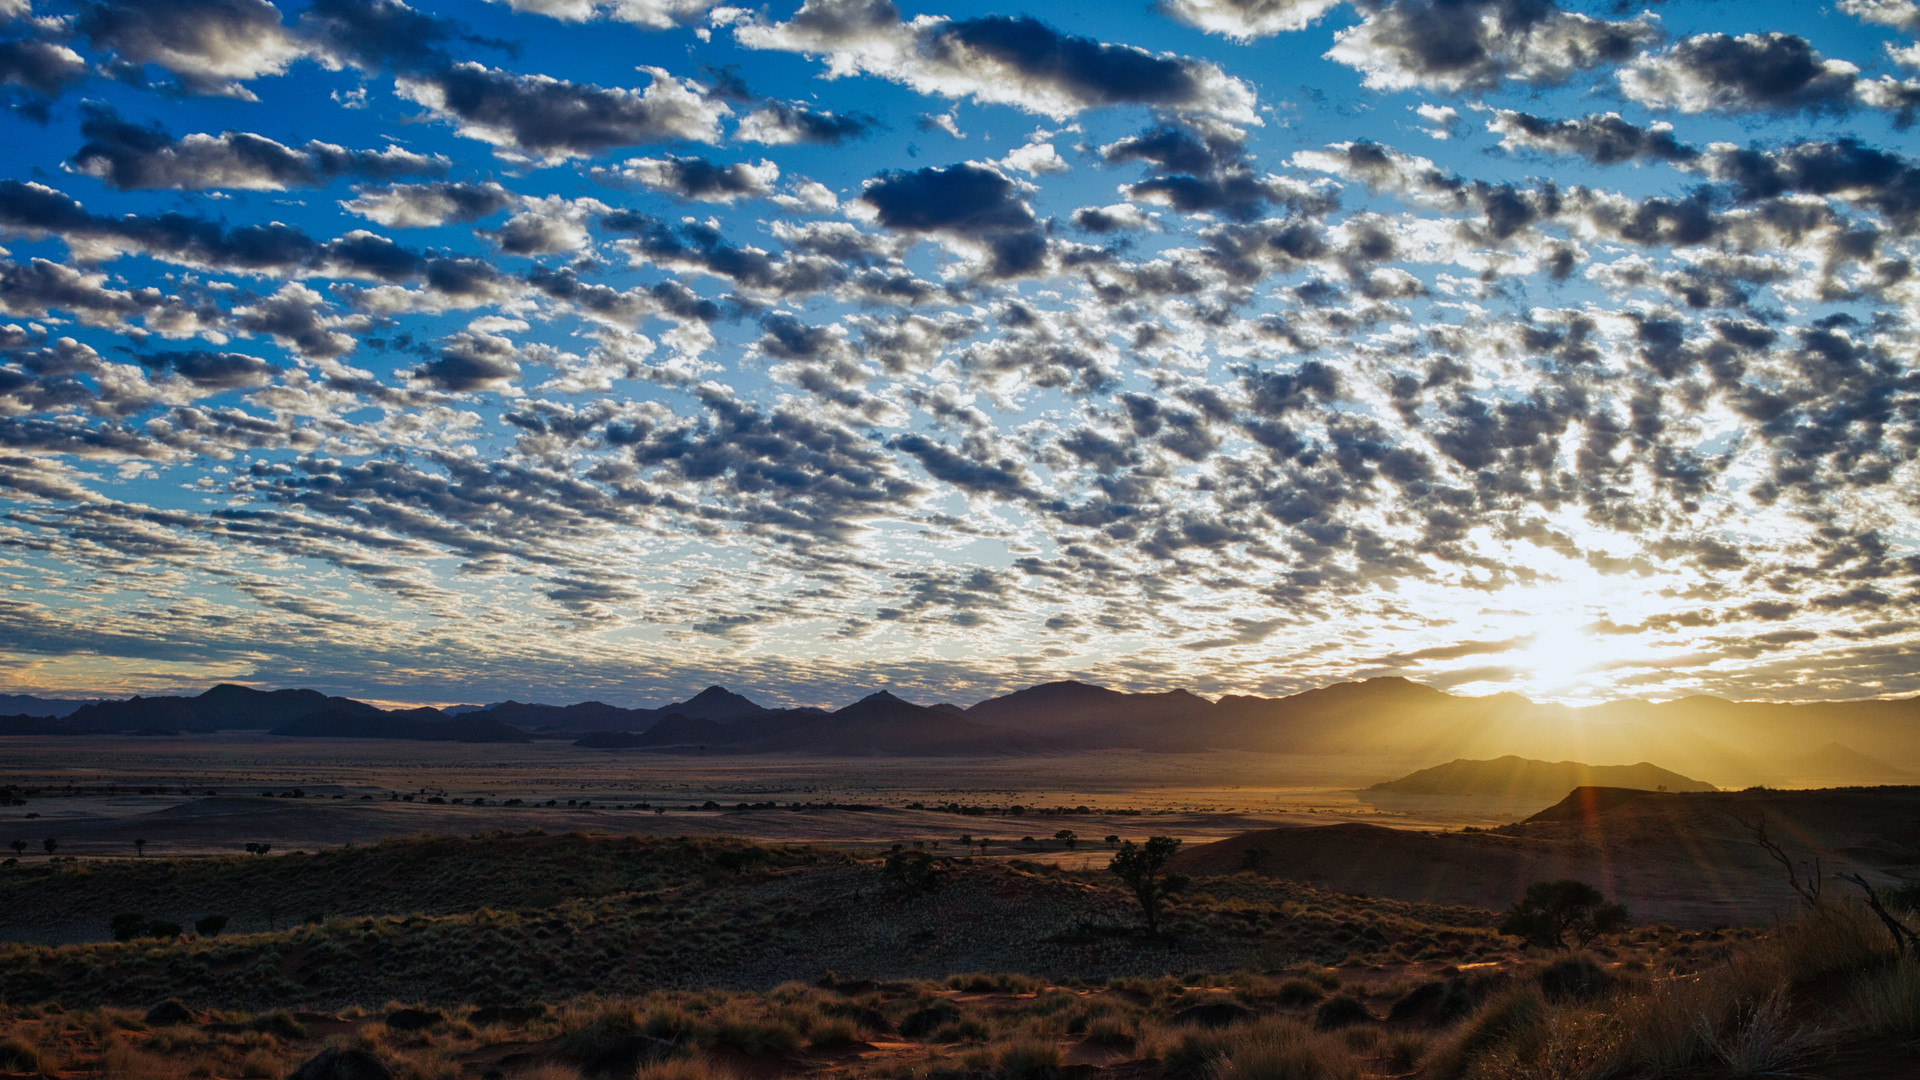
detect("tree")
[134,838,147,857]
[8,840,22,858]
[1498,880,1630,950]
[1055,829,1077,850]
[195,914,229,937]
[245,842,272,856]
[1104,835,1120,848]
[1108,836,1187,936]
[41,838,55,856]
[883,849,945,894]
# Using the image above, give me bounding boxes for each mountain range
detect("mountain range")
[5,677,1920,783]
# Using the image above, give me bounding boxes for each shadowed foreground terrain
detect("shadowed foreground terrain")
[0,831,1916,1080]
[1175,786,1920,928]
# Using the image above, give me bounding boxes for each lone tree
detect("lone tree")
[195,914,228,937]
[134,838,147,857]
[1499,880,1630,950]
[883,849,945,894]
[8,840,22,858]
[1108,836,1187,936]
[41,838,55,856]
[1055,829,1077,850]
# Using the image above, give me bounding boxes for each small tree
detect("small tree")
[1499,880,1630,950]
[195,914,229,937]
[1104,835,1120,848]
[883,849,945,894]
[134,839,147,857]
[8,840,22,858]
[111,913,148,941]
[41,838,55,856]
[1055,829,1077,850]
[1108,836,1187,936]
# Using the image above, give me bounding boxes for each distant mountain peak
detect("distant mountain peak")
[688,685,744,702]
[860,689,910,705]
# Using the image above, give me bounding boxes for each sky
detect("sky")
[1,0,1919,708]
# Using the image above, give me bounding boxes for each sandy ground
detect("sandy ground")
[0,735,1547,860]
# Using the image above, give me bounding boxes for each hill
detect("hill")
[60,684,381,734]
[1174,785,1920,927]
[748,691,1052,755]
[1367,755,1716,797]
[0,694,93,718]
[271,710,530,743]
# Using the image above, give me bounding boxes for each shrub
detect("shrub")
[1535,956,1614,1002]
[1209,1018,1359,1080]
[0,1037,41,1073]
[1273,979,1324,1007]
[995,1037,1061,1080]
[248,1010,308,1040]
[1310,995,1373,1031]
[195,914,229,937]
[1851,955,1920,1039]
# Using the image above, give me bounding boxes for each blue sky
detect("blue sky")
[2,0,1920,708]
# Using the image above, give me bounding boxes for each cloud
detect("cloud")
[487,195,601,254]
[75,0,306,99]
[340,181,515,227]
[595,155,780,203]
[1619,33,1860,115]
[736,100,877,145]
[1702,138,1920,234]
[0,38,89,115]
[300,0,498,73]
[1327,0,1656,92]
[733,0,1258,122]
[1839,0,1920,33]
[482,0,718,30]
[69,105,449,191]
[1156,0,1341,41]
[138,348,277,389]
[396,62,730,162]
[412,329,523,391]
[1487,109,1696,165]
[859,161,1048,278]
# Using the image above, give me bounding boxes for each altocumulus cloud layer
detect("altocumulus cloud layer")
[2,0,1920,706]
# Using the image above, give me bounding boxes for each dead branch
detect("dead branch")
[1837,872,1920,958]
[1738,814,1823,908]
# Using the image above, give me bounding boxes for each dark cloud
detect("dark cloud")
[1328,0,1656,92]
[1620,32,1861,115]
[860,162,1048,278]
[738,99,877,145]
[75,0,303,99]
[737,0,1256,121]
[412,331,522,391]
[1488,110,1697,165]
[0,178,440,280]
[139,348,276,388]
[0,36,89,118]
[598,155,779,203]
[298,0,501,73]
[69,104,448,190]
[396,62,729,161]
[1705,139,1920,234]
